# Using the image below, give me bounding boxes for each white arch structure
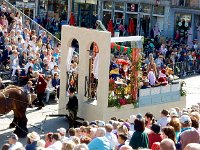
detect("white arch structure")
[59,26,185,122]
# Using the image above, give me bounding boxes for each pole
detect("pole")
[67,0,71,23]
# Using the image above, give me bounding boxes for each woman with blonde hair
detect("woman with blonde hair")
[62,140,76,150]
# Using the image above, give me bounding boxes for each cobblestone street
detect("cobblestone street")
[0,102,69,146]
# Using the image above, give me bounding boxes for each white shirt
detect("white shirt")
[47,141,62,150]
[25,62,34,74]
[46,80,54,91]
[49,62,57,70]
[157,116,171,128]
[9,142,23,150]
[105,132,118,149]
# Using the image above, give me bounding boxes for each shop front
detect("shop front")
[100,0,168,37]
[9,0,37,19]
[73,0,98,28]
[171,0,200,43]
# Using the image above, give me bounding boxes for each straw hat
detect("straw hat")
[27,131,40,141]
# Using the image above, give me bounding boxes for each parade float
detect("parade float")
[59,25,186,122]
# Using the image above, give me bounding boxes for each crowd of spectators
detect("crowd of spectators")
[130,36,200,89]
[2,104,200,150]
[0,2,81,105]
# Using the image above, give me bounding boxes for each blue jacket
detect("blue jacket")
[52,78,60,87]
[26,141,37,150]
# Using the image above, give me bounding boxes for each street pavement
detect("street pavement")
[0,102,69,147]
[0,76,200,147]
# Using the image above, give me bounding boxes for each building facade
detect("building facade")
[169,0,200,41]
[98,0,170,37]
[8,0,200,40]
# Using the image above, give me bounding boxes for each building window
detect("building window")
[103,1,112,10]
[102,11,111,28]
[115,2,124,11]
[172,0,199,8]
[175,13,191,41]
[141,3,151,14]
[154,6,164,15]
[127,3,138,12]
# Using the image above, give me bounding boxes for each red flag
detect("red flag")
[69,13,75,26]
[128,18,135,35]
[107,19,114,36]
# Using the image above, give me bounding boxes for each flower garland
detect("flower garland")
[108,46,142,108]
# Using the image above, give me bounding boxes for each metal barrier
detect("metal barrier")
[169,60,200,77]
[3,0,61,48]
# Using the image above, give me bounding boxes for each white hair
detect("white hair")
[96,127,106,137]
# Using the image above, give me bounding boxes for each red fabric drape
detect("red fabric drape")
[107,19,114,36]
[69,13,75,26]
[128,18,135,36]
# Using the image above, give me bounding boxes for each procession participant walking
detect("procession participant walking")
[66,87,78,128]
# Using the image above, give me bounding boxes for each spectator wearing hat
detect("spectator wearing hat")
[66,87,78,128]
[177,115,200,150]
[148,123,162,148]
[129,118,149,149]
[88,127,111,150]
[47,133,62,150]
[57,127,68,142]
[160,138,176,150]
[7,133,23,150]
[26,131,40,150]
[105,124,118,150]
[157,109,171,128]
